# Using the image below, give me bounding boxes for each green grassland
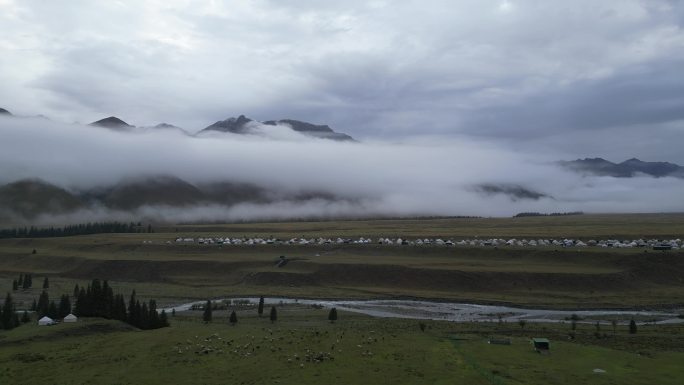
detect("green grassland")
[1,307,684,385]
[158,212,684,239]
[1,214,684,384]
[1,214,684,309]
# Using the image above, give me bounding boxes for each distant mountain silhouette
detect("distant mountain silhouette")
[473,184,551,201]
[0,179,85,220]
[200,115,355,141]
[89,116,134,129]
[559,158,684,178]
[0,107,11,115]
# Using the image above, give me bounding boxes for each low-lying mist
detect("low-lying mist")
[1,115,683,225]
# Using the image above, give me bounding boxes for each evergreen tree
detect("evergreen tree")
[127,290,137,323]
[1,293,14,329]
[269,306,277,323]
[159,310,169,327]
[140,302,150,330]
[47,301,58,319]
[36,291,50,317]
[148,300,159,329]
[12,279,18,291]
[258,296,264,317]
[73,284,80,299]
[171,309,176,317]
[328,307,338,323]
[30,298,36,311]
[21,310,30,323]
[229,310,238,325]
[74,288,87,316]
[203,300,212,323]
[27,274,32,288]
[42,276,49,289]
[58,295,72,318]
[629,319,638,334]
[18,274,23,287]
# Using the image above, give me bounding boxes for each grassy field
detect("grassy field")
[1,306,683,385]
[1,214,684,384]
[1,214,684,309]
[158,213,684,239]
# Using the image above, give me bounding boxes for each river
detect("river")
[162,297,684,325]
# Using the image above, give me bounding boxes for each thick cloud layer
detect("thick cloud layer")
[2,1,684,162]
[1,116,684,224]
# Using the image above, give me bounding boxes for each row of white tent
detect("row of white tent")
[169,237,682,249]
[38,313,77,326]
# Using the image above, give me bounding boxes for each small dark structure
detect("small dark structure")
[488,338,511,345]
[276,256,289,268]
[653,244,672,251]
[532,338,550,353]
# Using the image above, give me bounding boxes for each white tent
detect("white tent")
[63,313,78,323]
[38,316,54,326]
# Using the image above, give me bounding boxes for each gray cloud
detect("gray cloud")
[1,116,684,224]
[1,1,684,149]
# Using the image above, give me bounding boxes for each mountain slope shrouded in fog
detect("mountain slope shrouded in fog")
[2,115,684,224]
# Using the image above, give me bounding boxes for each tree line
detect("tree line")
[0,221,152,239]
[200,296,338,325]
[513,211,584,218]
[73,280,168,330]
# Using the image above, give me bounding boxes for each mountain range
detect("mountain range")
[0,176,347,221]
[559,158,684,178]
[87,113,355,141]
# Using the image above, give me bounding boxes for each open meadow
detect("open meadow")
[1,214,684,385]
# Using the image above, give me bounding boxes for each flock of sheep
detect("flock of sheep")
[167,236,682,250]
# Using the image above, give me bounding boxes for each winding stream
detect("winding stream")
[163,297,684,325]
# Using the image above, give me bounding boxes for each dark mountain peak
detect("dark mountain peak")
[0,179,84,219]
[0,107,11,115]
[580,157,612,163]
[90,116,134,129]
[474,183,551,201]
[560,157,684,178]
[154,123,181,129]
[200,115,255,134]
[263,119,355,141]
[199,115,355,141]
[263,119,334,133]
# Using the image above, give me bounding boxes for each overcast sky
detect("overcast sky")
[2,0,684,162]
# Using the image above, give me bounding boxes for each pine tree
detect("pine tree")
[37,291,49,317]
[140,302,150,330]
[58,295,72,318]
[27,274,32,288]
[47,301,58,319]
[2,293,15,329]
[127,290,137,323]
[21,310,30,323]
[269,306,277,323]
[42,276,49,289]
[171,308,176,317]
[328,307,338,323]
[12,279,18,291]
[629,319,638,334]
[159,310,169,327]
[18,274,23,287]
[258,296,264,317]
[229,310,238,325]
[73,284,80,299]
[30,298,36,311]
[203,300,212,323]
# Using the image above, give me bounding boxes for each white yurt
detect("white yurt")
[63,313,78,323]
[38,316,54,326]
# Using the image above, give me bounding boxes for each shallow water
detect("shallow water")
[163,297,684,325]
